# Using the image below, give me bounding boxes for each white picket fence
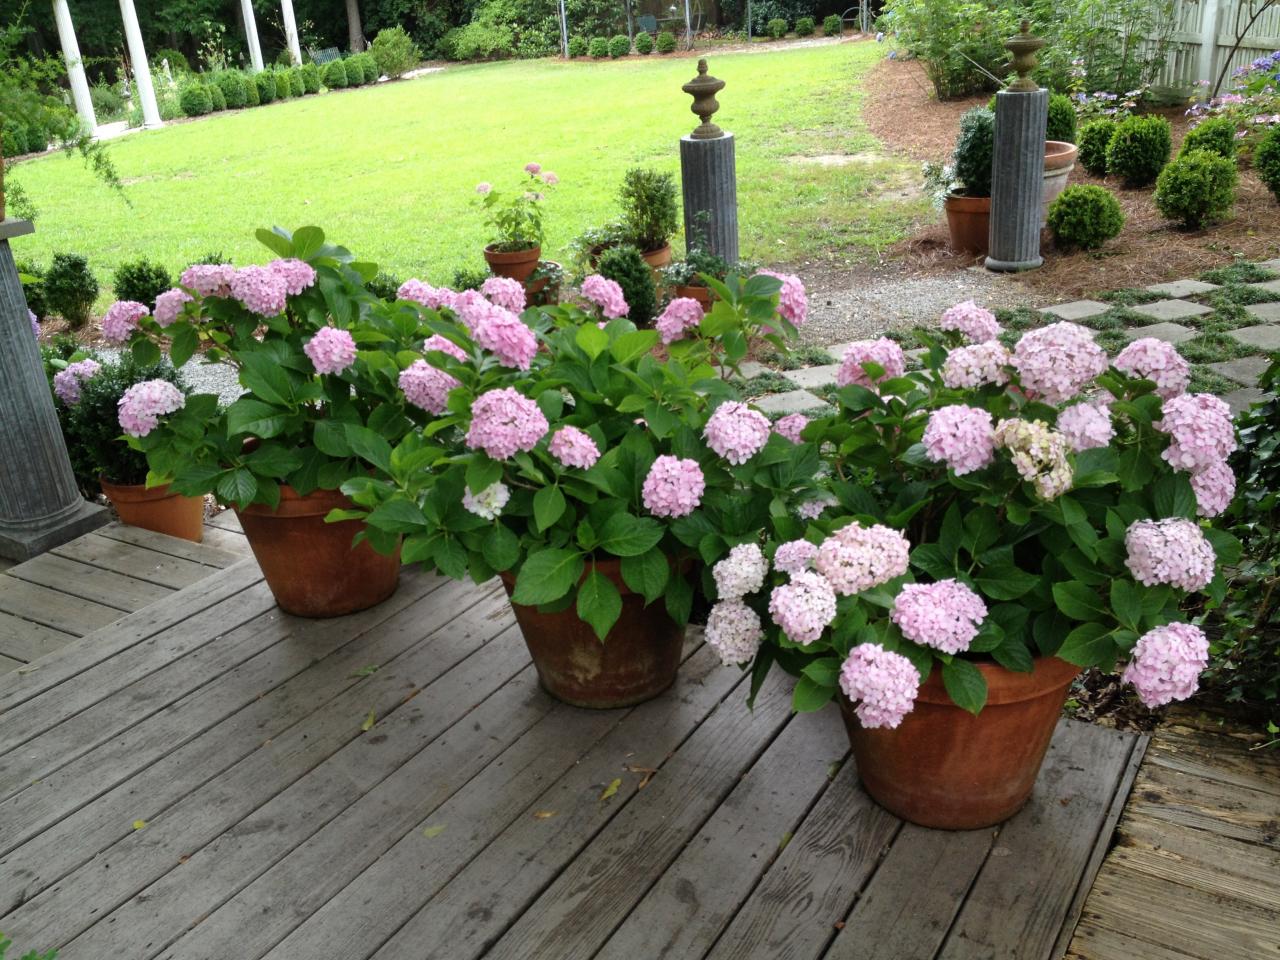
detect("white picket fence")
[1155,0,1280,89]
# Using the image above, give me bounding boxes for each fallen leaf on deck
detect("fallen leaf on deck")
[422,824,446,838]
[778,831,792,852]
[351,665,380,678]
[361,709,376,732]
[826,759,844,780]
[533,810,556,820]
[599,777,622,801]
[133,820,147,830]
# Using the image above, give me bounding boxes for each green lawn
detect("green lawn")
[11,41,921,294]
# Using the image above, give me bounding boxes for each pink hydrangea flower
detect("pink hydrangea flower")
[398,279,456,310]
[1114,337,1191,400]
[837,338,906,389]
[941,342,1011,389]
[774,539,818,574]
[706,599,764,666]
[641,456,706,518]
[940,300,1002,343]
[839,643,922,729]
[890,579,988,654]
[1190,461,1235,518]
[1157,393,1236,474]
[476,182,492,195]
[53,358,101,404]
[713,543,769,599]
[757,270,808,326]
[304,326,358,375]
[768,570,838,644]
[118,379,185,437]
[524,161,542,175]
[581,275,629,319]
[452,289,493,332]
[704,401,771,465]
[154,288,193,328]
[481,276,527,313]
[923,404,996,475]
[548,426,601,470]
[1012,322,1108,403]
[268,258,317,296]
[400,336,466,415]
[230,265,288,316]
[655,297,704,344]
[465,387,549,460]
[473,307,538,370]
[1124,519,1216,592]
[994,418,1073,500]
[796,493,838,520]
[815,522,911,596]
[101,300,150,344]
[180,263,235,297]
[462,481,510,520]
[773,413,809,443]
[1122,622,1209,707]
[1057,401,1115,452]
[542,171,560,186]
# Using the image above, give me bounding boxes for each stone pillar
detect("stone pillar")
[986,23,1047,273]
[51,0,97,137]
[679,60,739,265]
[241,0,265,72]
[118,0,162,129]
[0,221,106,560]
[281,0,303,65]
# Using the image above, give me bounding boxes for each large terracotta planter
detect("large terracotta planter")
[484,244,542,283]
[100,477,204,542]
[499,558,684,709]
[840,655,1081,829]
[674,284,713,313]
[641,242,673,272]
[1042,140,1079,227]
[943,194,991,255]
[235,485,400,618]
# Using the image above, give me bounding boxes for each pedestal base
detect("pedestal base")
[984,254,1044,272]
[0,499,108,562]
[680,133,739,265]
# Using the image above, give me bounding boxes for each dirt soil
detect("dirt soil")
[862,58,1280,300]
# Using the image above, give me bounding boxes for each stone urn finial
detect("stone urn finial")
[1005,20,1045,93]
[682,58,725,140]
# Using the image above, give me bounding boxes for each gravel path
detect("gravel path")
[98,348,244,406]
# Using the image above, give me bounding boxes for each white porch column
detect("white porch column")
[51,0,97,137]
[280,0,302,65]
[241,0,265,71]
[118,0,161,128]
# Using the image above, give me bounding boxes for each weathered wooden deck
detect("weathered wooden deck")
[0,532,1149,960]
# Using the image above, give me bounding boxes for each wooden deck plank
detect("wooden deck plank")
[593,708,847,960]
[6,552,173,612]
[1125,760,1280,849]
[0,575,121,637]
[1067,920,1206,960]
[205,510,244,533]
[936,722,1139,960]
[197,525,254,557]
[0,575,463,917]
[0,653,22,676]
[0,585,517,952]
[1144,725,1280,799]
[0,560,262,715]
[51,534,215,589]
[0,609,76,664]
[94,523,244,567]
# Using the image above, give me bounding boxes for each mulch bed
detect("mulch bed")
[863,58,1280,301]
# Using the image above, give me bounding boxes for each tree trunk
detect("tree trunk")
[345,0,364,51]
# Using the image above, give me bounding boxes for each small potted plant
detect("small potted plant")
[567,222,626,273]
[929,107,994,255]
[618,167,680,271]
[477,163,558,283]
[661,249,733,313]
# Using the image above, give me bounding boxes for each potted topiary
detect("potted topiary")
[661,248,733,313]
[935,107,994,255]
[710,306,1238,828]
[477,163,557,283]
[598,244,658,328]
[618,167,680,272]
[106,225,444,618]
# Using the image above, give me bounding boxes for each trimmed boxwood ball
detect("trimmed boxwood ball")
[272,69,292,98]
[289,67,305,97]
[213,70,248,108]
[1077,119,1116,176]
[356,52,380,83]
[768,18,788,38]
[1047,185,1125,249]
[634,32,653,54]
[1046,93,1077,144]
[342,57,364,86]
[255,70,277,103]
[796,16,815,36]
[1256,126,1280,203]
[598,244,657,328]
[113,258,172,306]
[244,71,261,105]
[609,34,630,58]
[178,82,212,117]
[322,58,348,89]
[206,82,226,111]
[300,62,321,94]
[370,26,421,78]
[656,30,677,53]
[44,253,99,329]
[1179,117,1237,160]
[1106,114,1171,187]
[953,106,995,197]
[567,35,588,57]
[588,36,609,58]
[823,13,842,35]
[1155,148,1237,228]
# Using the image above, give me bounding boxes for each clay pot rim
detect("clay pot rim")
[914,654,1080,707]
[236,484,354,519]
[943,193,992,210]
[499,552,691,600]
[1044,140,1079,170]
[484,243,542,260]
[99,476,178,502]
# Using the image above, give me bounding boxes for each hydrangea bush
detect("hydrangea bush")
[703,303,1239,725]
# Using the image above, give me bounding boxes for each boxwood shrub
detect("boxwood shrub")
[300,62,321,93]
[823,14,841,35]
[1105,114,1171,187]
[272,68,292,98]
[1077,119,1116,176]
[114,258,172,306]
[370,25,422,78]
[178,82,212,117]
[289,67,305,96]
[598,245,657,327]
[609,34,630,58]
[1046,93,1077,143]
[1256,126,1280,203]
[353,52,379,83]
[206,82,225,111]
[1179,117,1237,160]
[1047,184,1125,249]
[44,253,99,328]
[568,35,588,57]
[635,32,653,54]
[212,70,248,108]
[767,18,788,38]
[1155,148,1237,228]
[255,70,277,103]
[588,36,609,58]
[244,71,261,105]
[656,30,677,53]
[322,58,349,89]
[796,16,815,35]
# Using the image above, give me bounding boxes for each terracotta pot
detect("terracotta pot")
[840,655,1081,829]
[499,557,685,709]
[99,477,204,542]
[484,244,542,283]
[674,284,713,313]
[1042,140,1080,228]
[525,261,561,307]
[641,242,673,272]
[943,194,991,255]
[235,485,400,618]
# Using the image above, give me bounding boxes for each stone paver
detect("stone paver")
[1245,302,1280,322]
[825,341,857,361]
[751,389,830,416]
[1206,356,1271,387]
[1145,279,1218,298]
[1130,299,1214,322]
[786,364,842,390]
[1257,259,1280,272]
[1124,322,1195,345]
[1038,300,1111,321]
[736,361,770,379]
[1224,387,1266,415]
[1229,325,1280,352]
[1252,279,1280,295]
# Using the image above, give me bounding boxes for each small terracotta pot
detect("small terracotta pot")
[840,655,1081,829]
[484,244,542,283]
[235,485,400,618]
[525,260,562,307]
[1042,140,1079,227]
[674,284,713,313]
[499,557,685,709]
[943,194,992,255]
[100,477,204,542]
[641,242,673,273]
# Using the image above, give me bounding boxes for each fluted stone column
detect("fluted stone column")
[281,0,303,65]
[241,0,265,72]
[51,0,97,136]
[0,220,106,560]
[679,60,739,265]
[119,0,162,128]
